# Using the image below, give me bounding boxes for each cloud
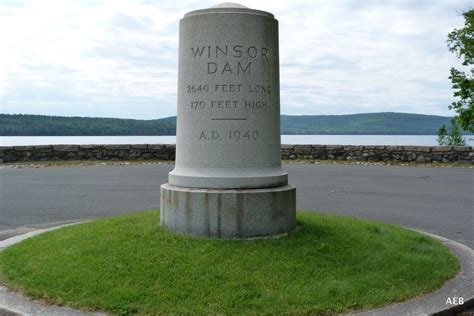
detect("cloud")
[0,0,470,119]
[273,0,469,115]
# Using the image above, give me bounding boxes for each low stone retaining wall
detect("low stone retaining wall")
[0,144,176,163]
[0,144,473,164]
[281,145,473,164]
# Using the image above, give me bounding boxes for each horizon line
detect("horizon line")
[0,111,456,121]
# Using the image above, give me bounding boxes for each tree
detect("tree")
[446,9,474,132]
[437,118,467,146]
[438,9,473,145]
[437,125,448,145]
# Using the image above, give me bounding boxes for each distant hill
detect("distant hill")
[280,112,462,135]
[0,112,467,136]
[0,114,176,136]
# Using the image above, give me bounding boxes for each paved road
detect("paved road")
[0,163,472,247]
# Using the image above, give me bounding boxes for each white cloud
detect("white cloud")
[0,0,471,119]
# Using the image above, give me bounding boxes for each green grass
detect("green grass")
[0,211,459,315]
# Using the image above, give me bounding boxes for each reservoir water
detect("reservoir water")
[1,135,473,146]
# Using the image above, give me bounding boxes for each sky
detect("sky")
[0,0,471,120]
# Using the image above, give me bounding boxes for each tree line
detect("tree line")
[0,114,176,136]
[0,112,465,136]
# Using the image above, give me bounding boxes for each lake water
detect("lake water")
[1,135,473,146]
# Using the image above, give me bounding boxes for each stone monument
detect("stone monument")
[160,3,296,238]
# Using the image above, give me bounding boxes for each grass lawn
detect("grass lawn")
[0,211,459,315]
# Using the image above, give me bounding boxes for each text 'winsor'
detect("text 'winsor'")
[190,45,269,61]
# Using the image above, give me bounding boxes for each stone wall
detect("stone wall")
[0,144,473,164]
[0,144,176,163]
[281,145,473,164]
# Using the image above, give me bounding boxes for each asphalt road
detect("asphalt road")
[0,163,472,248]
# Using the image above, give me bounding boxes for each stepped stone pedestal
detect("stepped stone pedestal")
[160,3,296,238]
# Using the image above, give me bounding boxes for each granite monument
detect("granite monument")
[160,3,296,238]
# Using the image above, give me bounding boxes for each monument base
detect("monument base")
[160,184,296,238]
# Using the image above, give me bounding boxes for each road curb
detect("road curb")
[347,229,473,316]
[0,224,472,316]
[0,222,104,316]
